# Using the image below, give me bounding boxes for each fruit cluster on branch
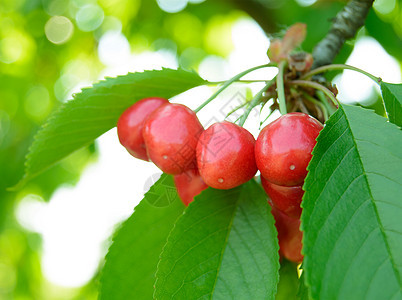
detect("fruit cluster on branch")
[117,97,323,263]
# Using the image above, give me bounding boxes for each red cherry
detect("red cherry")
[143,104,203,175]
[271,206,303,263]
[261,176,304,219]
[117,97,169,161]
[255,112,323,186]
[196,121,257,189]
[174,168,208,206]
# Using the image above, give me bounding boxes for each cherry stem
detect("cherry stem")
[208,79,271,84]
[316,91,337,115]
[301,64,382,84]
[302,91,329,121]
[290,80,338,107]
[277,61,288,115]
[194,63,276,113]
[225,101,248,119]
[238,79,275,127]
[259,108,275,129]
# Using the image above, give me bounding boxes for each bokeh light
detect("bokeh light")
[229,18,271,75]
[75,4,104,32]
[24,85,52,123]
[157,0,187,13]
[373,0,396,15]
[98,30,131,66]
[165,13,203,49]
[295,0,318,7]
[198,55,232,82]
[204,15,236,57]
[0,36,23,64]
[96,16,122,39]
[45,16,74,45]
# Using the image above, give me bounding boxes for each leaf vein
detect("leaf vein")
[307,145,355,231]
[319,199,371,298]
[343,105,402,290]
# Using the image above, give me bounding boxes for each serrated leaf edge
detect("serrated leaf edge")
[14,68,207,188]
[301,104,402,299]
[154,181,280,299]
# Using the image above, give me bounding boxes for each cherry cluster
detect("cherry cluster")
[256,113,323,262]
[117,97,257,199]
[117,97,323,263]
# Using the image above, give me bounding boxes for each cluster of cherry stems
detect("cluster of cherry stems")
[117,97,323,263]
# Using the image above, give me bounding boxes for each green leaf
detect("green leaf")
[297,268,310,300]
[302,104,402,299]
[276,260,299,300]
[381,82,402,127]
[99,174,185,300]
[155,180,280,300]
[20,68,206,185]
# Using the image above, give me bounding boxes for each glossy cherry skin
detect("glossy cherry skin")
[271,206,303,263]
[143,104,203,175]
[255,112,323,186]
[117,97,169,161]
[196,121,257,189]
[174,168,208,206]
[261,176,304,219]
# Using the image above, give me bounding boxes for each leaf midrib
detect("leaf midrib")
[209,188,243,300]
[342,106,402,290]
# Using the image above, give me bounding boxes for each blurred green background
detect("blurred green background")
[0,0,401,298]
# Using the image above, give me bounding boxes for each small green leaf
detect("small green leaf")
[99,174,185,300]
[155,180,280,300]
[381,82,402,127]
[302,104,402,299]
[20,68,206,185]
[276,260,299,300]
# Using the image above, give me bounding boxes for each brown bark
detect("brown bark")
[312,0,375,68]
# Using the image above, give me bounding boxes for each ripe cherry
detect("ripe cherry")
[196,121,257,189]
[261,176,304,219]
[271,206,303,263]
[174,168,208,206]
[255,112,323,186]
[143,104,203,175]
[117,97,169,161]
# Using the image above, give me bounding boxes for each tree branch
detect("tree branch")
[312,0,375,68]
